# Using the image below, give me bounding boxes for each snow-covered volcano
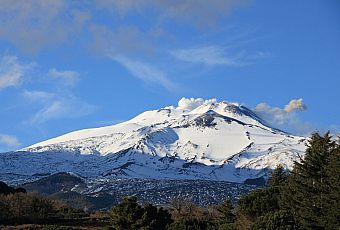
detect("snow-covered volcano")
[0,98,307,183]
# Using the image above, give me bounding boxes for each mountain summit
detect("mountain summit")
[1,98,307,184]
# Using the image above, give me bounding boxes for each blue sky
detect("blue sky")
[0,0,339,152]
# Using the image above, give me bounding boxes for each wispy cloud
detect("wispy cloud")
[90,25,177,91]
[23,90,97,124]
[0,1,258,94]
[48,68,80,86]
[254,99,312,135]
[112,55,177,91]
[0,0,90,53]
[0,54,96,125]
[22,90,54,102]
[170,46,269,66]
[0,1,250,54]
[95,0,251,27]
[0,133,21,149]
[30,99,96,124]
[0,0,250,54]
[0,55,33,90]
[89,25,155,57]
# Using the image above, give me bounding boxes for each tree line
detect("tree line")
[0,132,339,229]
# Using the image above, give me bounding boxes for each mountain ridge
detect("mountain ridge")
[0,98,307,184]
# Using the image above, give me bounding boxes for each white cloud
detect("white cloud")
[90,26,176,91]
[112,55,176,91]
[255,103,290,125]
[177,97,217,111]
[170,46,269,66]
[0,134,21,148]
[48,68,80,86]
[254,99,311,134]
[170,46,240,66]
[20,65,92,124]
[23,90,97,124]
[29,97,96,124]
[284,98,307,113]
[0,55,33,90]
[22,90,54,102]
[0,0,251,58]
[0,0,90,53]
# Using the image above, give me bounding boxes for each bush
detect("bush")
[0,192,56,224]
[110,196,172,230]
[0,181,26,195]
[166,218,216,230]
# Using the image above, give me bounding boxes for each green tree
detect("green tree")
[166,218,216,230]
[280,132,336,229]
[110,197,172,230]
[110,197,144,230]
[251,210,299,230]
[267,165,289,187]
[213,199,235,229]
[235,132,340,229]
[322,138,340,229]
[238,187,280,220]
[0,181,26,195]
[140,203,172,230]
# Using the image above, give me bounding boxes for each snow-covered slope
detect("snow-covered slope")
[0,98,307,184]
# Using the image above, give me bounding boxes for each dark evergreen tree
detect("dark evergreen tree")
[268,164,289,187]
[166,218,216,230]
[14,187,26,194]
[322,137,340,229]
[235,132,340,230]
[140,203,172,230]
[0,181,13,195]
[251,210,299,230]
[110,196,144,230]
[0,181,25,195]
[280,132,338,229]
[215,199,235,225]
[110,197,172,230]
[238,187,280,220]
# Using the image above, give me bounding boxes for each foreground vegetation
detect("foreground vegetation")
[1,132,339,229]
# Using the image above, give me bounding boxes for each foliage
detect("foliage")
[110,196,172,230]
[1,132,339,230]
[236,132,340,230]
[166,198,235,230]
[0,184,92,227]
[0,181,26,195]
[215,200,235,223]
[280,132,339,229]
[238,187,280,219]
[211,199,235,229]
[251,210,300,230]
[322,140,340,229]
[0,192,56,224]
[166,218,216,230]
[267,164,289,187]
